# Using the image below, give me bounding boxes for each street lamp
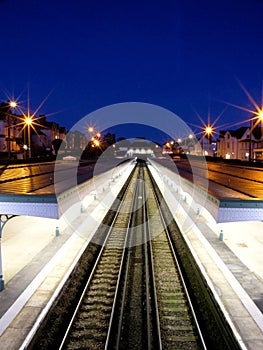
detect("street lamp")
[93,139,100,147]
[7,100,18,159]
[204,125,213,156]
[24,116,32,158]
[205,125,213,142]
[9,101,17,109]
[258,111,263,139]
[248,109,263,162]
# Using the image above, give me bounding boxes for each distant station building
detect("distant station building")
[114,138,161,159]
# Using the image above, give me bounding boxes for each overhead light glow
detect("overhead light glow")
[205,125,213,135]
[25,117,32,125]
[9,101,17,108]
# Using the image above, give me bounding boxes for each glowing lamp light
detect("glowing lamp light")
[25,117,32,125]
[205,126,213,135]
[258,110,263,121]
[88,126,94,133]
[9,101,17,108]
[93,139,100,147]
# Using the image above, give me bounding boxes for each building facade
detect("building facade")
[0,102,67,158]
[217,126,263,161]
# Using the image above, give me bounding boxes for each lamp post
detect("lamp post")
[259,111,263,140]
[205,126,213,143]
[249,110,263,162]
[25,116,32,158]
[249,118,253,162]
[7,101,17,159]
[204,125,213,156]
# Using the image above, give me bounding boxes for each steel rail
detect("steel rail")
[149,167,207,350]
[142,165,158,350]
[104,165,143,349]
[144,170,163,349]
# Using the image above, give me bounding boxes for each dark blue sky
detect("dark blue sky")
[0,0,263,142]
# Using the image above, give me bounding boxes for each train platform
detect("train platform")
[150,163,263,350]
[0,163,263,349]
[0,160,135,349]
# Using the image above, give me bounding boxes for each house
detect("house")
[217,126,263,160]
[0,101,69,158]
[31,116,66,155]
[193,136,216,157]
[64,130,88,152]
[0,103,23,157]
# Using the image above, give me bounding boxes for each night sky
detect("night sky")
[0,0,263,142]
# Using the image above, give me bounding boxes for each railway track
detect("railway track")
[56,162,205,349]
[145,168,205,349]
[27,159,242,350]
[59,166,140,349]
